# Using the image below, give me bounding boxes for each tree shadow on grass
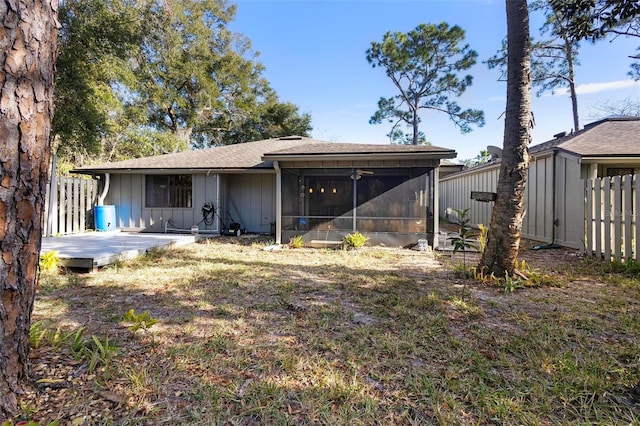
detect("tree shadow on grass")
[28,242,640,424]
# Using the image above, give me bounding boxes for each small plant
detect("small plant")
[39,251,60,273]
[503,271,524,294]
[447,208,478,270]
[343,231,369,250]
[124,309,159,336]
[288,235,304,249]
[472,265,498,285]
[477,223,488,254]
[69,327,87,356]
[29,321,51,349]
[84,335,119,372]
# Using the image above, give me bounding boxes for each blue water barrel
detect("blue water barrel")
[94,205,116,231]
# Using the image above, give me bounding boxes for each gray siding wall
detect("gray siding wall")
[439,152,584,249]
[219,174,275,234]
[106,173,219,232]
[440,165,499,228]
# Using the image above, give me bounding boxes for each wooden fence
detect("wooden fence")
[584,173,639,262]
[44,176,99,236]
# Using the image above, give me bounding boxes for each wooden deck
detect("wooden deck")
[41,230,199,272]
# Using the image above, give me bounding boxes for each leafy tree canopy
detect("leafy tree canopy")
[366,22,485,145]
[550,0,639,40]
[54,0,143,163]
[550,0,640,79]
[208,93,313,147]
[54,0,312,166]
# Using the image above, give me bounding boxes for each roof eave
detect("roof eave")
[71,166,276,175]
[579,155,640,162]
[262,151,457,162]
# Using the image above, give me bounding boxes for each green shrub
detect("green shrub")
[288,235,304,249]
[39,250,60,273]
[343,231,369,249]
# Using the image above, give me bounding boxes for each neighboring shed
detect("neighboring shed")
[439,116,640,249]
[73,136,457,248]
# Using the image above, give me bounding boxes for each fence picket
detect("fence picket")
[585,179,594,255]
[594,177,602,258]
[623,175,632,260]
[613,176,622,262]
[603,177,612,261]
[43,176,100,236]
[66,178,73,233]
[635,174,639,262]
[584,173,638,262]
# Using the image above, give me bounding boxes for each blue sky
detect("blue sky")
[229,0,640,161]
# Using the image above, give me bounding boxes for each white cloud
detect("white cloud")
[551,79,640,96]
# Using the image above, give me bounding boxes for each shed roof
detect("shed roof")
[530,116,640,157]
[72,136,457,174]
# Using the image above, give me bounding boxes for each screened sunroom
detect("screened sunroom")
[263,143,456,248]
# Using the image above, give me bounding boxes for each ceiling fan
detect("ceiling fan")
[349,169,374,180]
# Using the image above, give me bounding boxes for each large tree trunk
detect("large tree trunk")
[479,0,531,277]
[0,0,58,419]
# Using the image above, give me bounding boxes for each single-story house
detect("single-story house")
[439,116,640,249]
[72,136,457,248]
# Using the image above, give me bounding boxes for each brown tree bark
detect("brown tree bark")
[0,0,58,419]
[479,0,532,277]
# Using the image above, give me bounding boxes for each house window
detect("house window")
[145,175,193,208]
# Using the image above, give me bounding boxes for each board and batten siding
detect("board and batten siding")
[439,151,584,249]
[220,173,276,234]
[439,164,499,228]
[106,173,220,232]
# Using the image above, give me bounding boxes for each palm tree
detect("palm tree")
[479,0,532,276]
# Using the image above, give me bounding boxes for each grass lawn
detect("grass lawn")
[18,237,640,425]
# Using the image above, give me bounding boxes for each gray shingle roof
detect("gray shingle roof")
[554,117,640,157]
[72,136,326,173]
[72,136,457,174]
[528,116,640,157]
